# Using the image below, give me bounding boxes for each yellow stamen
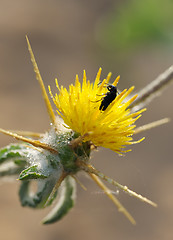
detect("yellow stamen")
[112,75,120,86]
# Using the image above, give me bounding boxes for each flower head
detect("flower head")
[49,68,145,154]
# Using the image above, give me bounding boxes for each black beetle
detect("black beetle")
[99,84,118,111]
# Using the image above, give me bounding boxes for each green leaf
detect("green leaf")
[19,181,36,207]
[19,179,57,208]
[19,165,48,180]
[0,144,27,177]
[42,176,76,224]
[14,159,26,166]
[0,144,27,164]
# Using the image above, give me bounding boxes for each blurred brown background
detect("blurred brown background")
[0,0,173,239]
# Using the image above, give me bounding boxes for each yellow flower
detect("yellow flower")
[49,68,145,154]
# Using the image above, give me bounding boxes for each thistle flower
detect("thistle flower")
[0,36,172,225]
[49,68,145,154]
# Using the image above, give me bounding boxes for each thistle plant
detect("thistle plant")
[0,36,172,225]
